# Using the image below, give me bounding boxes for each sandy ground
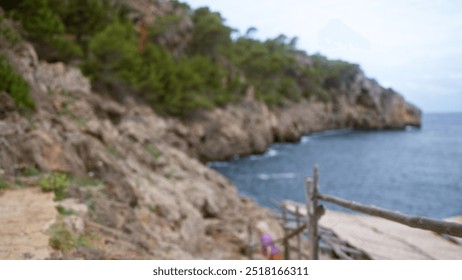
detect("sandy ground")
[0,188,56,259]
[320,210,462,259]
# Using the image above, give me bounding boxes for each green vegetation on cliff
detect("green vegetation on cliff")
[0,52,35,111]
[0,0,359,115]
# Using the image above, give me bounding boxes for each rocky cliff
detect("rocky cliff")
[170,72,421,162]
[0,42,282,259]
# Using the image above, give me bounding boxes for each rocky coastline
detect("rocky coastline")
[0,28,420,260]
[170,73,421,162]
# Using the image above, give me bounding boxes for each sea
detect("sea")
[209,113,462,219]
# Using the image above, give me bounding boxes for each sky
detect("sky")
[185,0,462,113]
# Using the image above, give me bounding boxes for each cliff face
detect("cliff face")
[0,43,282,259]
[170,71,421,162]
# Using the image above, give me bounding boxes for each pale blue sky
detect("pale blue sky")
[186,0,462,113]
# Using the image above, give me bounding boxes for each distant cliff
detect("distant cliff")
[169,70,421,162]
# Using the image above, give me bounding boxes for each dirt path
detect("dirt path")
[0,188,56,259]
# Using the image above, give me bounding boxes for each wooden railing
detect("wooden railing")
[302,165,462,259]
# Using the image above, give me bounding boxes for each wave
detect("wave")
[258,172,296,180]
[300,136,311,144]
[249,148,278,161]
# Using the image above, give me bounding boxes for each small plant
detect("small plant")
[48,223,97,252]
[0,15,22,47]
[0,178,9,190]
[145,144,162,160]
[21,166,41,177]
[76,232,97,248]
[106,146,118,157]
[164,172,173,180]
[76,118,87,127]
[85,196,96,217]
[48,224,75,252]
[38,172,69,201]
[56,205,75,216]
[14,178,25,188]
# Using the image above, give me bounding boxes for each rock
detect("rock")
[35,61,91,94]
[3,42,91,95]
[0,92,16,118]
[22,130,69,172]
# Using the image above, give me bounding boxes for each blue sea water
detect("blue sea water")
[209,113,462,219]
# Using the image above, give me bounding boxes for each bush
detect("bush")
[11,0,83,61]
[0,52,35,111]
[82,20,139,82]
[0,15,22,47]
[188,7,233,58]
[38,172,69,201]
[49,0,114,49]
[49,224,75,251]
[21,166,41,177]
[0,178,9,190]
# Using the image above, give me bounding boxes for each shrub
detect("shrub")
[49,224,75,251]
[48,223,96,252]
[21,166,41,177]
[145,144,161,160]
[0,178,9,190]
[82,20,139,83]
[11,0,83,61]
[38,172,69,201]
[55,205,75,216]
[188,7,233,58]
[0,15,22,47]
[48,0,114,49]
[0,52,35,111]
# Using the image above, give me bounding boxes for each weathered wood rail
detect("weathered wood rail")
[317,193,462,238]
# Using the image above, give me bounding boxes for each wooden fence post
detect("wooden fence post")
[282,204,290,260]
[295,206,301,259]
[305,165,320,260]
[247,223,253,259]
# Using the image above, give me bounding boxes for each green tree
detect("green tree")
[83,20,139,84]
[11,0,82,61]
[188,7,233,58]
[48,0,115,53]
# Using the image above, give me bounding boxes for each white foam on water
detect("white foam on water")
[249,148,279,161]
[300,136,311,144]
[257,172,296,180]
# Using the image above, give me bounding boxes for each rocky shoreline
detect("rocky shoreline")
[170,73,421,162]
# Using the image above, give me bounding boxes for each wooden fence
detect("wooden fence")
[249,165,462,260]
[304,165,462,259]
